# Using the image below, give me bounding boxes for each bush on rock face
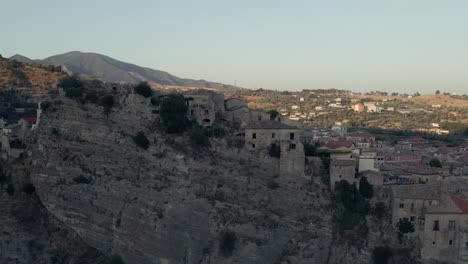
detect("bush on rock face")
[134,82,153,98]
[160,93,188,133]
[133,131,150,150]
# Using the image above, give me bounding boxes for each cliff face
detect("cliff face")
[26,84,408,264]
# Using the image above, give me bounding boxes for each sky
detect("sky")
[1,0,468,94]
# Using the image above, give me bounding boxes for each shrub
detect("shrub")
[204,125,225,138]
[6,184,14,196]
[133,131,150,150]
[134,82,153,98]
[320,156,331,185]
[267,110,279,120]
[267,180,280,189]
[373,202,386,218]
[160,93,188,133]
[73,175,91,184]
[22,183,36,194]
[429,158,442,168]
[303,142,317,156]
[190,125,209,146]
[52,128,61,137]
[359,177,374,199]
[373,246,393,264]
[150,95,160,106]
[100,95,115,113]
[59,76,83,89]
[50,248,68,264]
[65,87,83,98]
[268,143,281,158]
[85,92,99,103]
[40,101,51,111]
[334,180,369,231]
[397,218,415,235]
[219,231,237,256]
[110,255,125,264]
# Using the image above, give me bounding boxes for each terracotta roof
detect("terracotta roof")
[347,131,375,139]
[245,120,298,130]
[323,140,354,149]
[451,196,468,213]
[23,117,37,124]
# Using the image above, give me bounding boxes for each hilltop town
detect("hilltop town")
[1,57,468,264]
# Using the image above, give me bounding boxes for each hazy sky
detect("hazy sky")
[1,0,468,93]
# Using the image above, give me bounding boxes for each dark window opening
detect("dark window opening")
[449,240,453,245]
[252,133,256,139]
[190,110,194,115]
[449,220,456,231]
[410,216,415,222]
[399,203,404,208]
[258,116,262,121]
[203,119,211,123]
[272,133,275,138]
[205,110,209,114]
[252,144,256,149]
[290,143,296,149]
[433,220,439,231]
[290,133,295,140]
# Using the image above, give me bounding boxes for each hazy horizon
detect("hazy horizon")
[2,0,467,94]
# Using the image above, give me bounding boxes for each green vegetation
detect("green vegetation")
[100,95,115,113]
[373,202,386,218]
[219,230,237,257]
[73,175,91,184]
[160,93,188,133]
[40,101,51,111]
[190,125,210,146]
[429,158,442,168]
[334,180,369,232]
[133,131,150,150]
[359,177,374,199]
[60,76,84,98]
[373,246,393,264]
[50,248,68,264]
[267,109,280,120]
[52,128,61,137]
[134,82,153,98]
[320,156,331,185]
[397,218,415,235]
[303,142,317,156]
[268,143,281,158]
[110,255,126,264]
[22,183,35,194]
[6,184,14,196]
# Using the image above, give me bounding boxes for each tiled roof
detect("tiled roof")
[331,159,356,166]
[451,196,468,213]
[391,184,440,200]
[347,131,375,138]
[23,117,37,124]
[323,140,354,149]
[245,120,298,130]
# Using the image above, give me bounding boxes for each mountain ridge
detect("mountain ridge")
[9,51,239,90]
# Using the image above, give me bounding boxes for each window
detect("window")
[290,133,295,140]
[205,110,209,114]
[399,203,404,208]
[272,133,275,138]
[433,220,439,231]
[410,203,415,213]
[449,240,453,245]
[190,110,194,115]
[252,144,256,149]
[290,143,296,149]
[449,220,456,231]
[410,216,415,222]
[252,133,256,139]
[258,116,262,121]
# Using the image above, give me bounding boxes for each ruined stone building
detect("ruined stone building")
[184,90,225,126]
[244,120,304,177]
[391,184,441,234]
[329,159,358,190]
[421,195,468,263]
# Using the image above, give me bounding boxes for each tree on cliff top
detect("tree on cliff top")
[160,93,188,133]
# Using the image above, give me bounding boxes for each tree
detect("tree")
[373,246,393,264]
[60,76,84,98]
[190,125,209,146]
[134,82,153,98]
[133,131,150,150]
[110,255,126,264]
[267,110,280,120]
[429,158,442,168]
[219,231,237,257]
[334,180,369,231]
[359,177,374,199]
[303,142,317,156]
[373,202,386,218]
[100,95,115,113]
[397,218,414,238]
[435,90,440,95]
[160,93,188,133]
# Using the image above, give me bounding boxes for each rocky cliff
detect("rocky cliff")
[25,84,407,264]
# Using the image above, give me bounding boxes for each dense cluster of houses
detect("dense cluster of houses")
[182,90,468,264]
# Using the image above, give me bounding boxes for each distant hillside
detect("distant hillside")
[10,51,239,90]
[0,57,66,98]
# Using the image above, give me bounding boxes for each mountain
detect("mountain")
[9,54,37,64]
[9,51,238,90]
